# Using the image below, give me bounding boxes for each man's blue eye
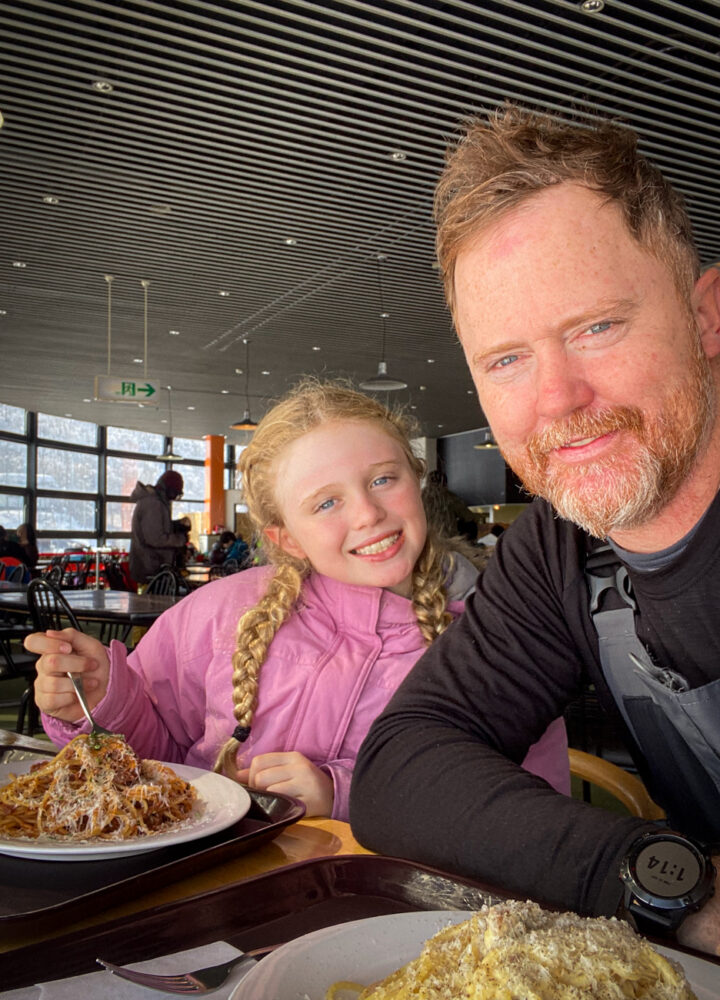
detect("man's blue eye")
[497,355,518,368]
[588,321,612,334]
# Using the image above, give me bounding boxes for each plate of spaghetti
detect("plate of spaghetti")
[0,733,251,860]
[230,905,719,1000]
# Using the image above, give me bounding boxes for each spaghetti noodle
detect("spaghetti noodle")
[0,734,198,841]
[327,900,697,1000]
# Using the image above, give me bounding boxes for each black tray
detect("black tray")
[0,855,507,988]
[0,737,305,936]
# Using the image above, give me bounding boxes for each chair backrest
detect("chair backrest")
[568,748,665,821]
[27,578,83,632]
[103,556,131,591]
[4,562,28,583]
[145,567,178,595]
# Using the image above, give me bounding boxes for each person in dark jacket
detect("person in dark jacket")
[16,522,39,572]
[0,525,33,569]
[351,106,720,956]
[128,470,190,584]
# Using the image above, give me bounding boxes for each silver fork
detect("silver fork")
[96,946,276,994]
[66,672,116,740]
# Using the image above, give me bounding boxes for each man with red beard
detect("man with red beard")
[351,107,720,955]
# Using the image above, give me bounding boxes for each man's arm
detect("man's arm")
[350,511,660,918]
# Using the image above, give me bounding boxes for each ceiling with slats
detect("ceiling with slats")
[1,0,719,442]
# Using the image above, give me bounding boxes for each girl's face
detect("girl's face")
[266,419,427,597]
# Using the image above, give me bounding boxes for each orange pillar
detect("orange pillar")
[204,435,225,533]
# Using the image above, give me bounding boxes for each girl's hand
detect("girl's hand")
[236,751,334,817]
[24,628,110,722]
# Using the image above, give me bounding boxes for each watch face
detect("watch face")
[634,840,702,900]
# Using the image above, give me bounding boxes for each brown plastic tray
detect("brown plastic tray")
[0,855,507,989]
[0,739,305,936]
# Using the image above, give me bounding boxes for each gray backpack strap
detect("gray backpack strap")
[586,543,720,795]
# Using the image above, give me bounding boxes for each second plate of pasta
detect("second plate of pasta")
[0,761,251,860]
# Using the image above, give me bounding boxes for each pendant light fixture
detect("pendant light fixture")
[230,338,258,431]
[157,386,183,461]
[359,253,407,392]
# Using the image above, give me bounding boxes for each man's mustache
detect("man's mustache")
[526,406,643,460]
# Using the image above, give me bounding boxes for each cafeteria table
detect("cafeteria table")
[0,588,184,627]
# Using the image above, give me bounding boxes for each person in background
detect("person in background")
[128,469,190,584]
[0,525,33,574]
[26,380,568,820]
[210,530,249,568]
[421,469,479,543]
[351,106,720,955]
[16,522,39,573]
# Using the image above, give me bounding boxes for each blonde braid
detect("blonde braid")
[214,560,305,776]
[411,530,454,647]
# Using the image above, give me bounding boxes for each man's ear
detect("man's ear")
[263,525,307,559]
[694,266,720,359]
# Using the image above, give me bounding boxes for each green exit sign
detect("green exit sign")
[94,375,160,405]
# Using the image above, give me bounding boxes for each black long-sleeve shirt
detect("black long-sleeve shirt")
[350,492,720,918]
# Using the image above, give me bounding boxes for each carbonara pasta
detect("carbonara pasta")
[0,733,198,841]
[327,899,697,1000]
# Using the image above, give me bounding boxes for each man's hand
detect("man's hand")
[24,628,110,722]
[236,751,334,817]
[676,858,720,956]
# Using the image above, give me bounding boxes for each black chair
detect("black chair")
[0,626,40,734]
[27,578,82,632]
[2,562,28,583]
[145,567,179,596]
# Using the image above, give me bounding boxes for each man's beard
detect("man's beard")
[503,344,715,538]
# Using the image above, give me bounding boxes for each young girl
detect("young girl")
[27,380,569,819]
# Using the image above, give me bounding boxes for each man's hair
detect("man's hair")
[434,105,700,322]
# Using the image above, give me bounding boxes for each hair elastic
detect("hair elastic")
[232,725,252,743]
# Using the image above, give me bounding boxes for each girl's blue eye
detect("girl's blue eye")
[372,475,390,487]
[317,498,335,512]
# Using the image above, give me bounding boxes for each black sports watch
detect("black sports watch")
[620,832,715,935]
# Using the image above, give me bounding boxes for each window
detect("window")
[0,403,25,435]
[107,426,165,455]
[0,492,25,527]
[172,437,206,461]
[175,464,204,500]
[38,447,98,493]
[106,501,135,533]
[36,496,96,532]
[0,441,27,484]
[38,413,97,446]
[106,457,165,497]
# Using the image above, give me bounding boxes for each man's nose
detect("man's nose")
[534,351,594,420]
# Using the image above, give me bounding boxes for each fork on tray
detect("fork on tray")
[97,945,276,994]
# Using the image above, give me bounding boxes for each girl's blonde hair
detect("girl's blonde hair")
[214,378,459,776]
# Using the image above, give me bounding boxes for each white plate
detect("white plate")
[0,761,251,860]
[230,909,720,1000]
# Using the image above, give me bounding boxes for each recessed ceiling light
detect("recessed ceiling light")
[437,424,444,429]
[390,150,407,161]
[133,357,143,363]
[42,195,59,205]
[0,309,6,316]
[187,406,195,410]
[581,0,605,11]
[235,368,243,375]
[380,311,390,319]
[219,290,230,297]
[427,359,435,364]
[92,79,114,93]
[221,389,230,394]
[284,238,297,246]
[161,418,168,424]
[261,370,270,375]
[149,204,172,215]
[169,329,180,335]
[467,389,474,394]
[312,346,321,351]
[419,385,427,391]
[83,398,91,403]
[12,261,26,268]
[410,405,417,410]
[65,413,72,417]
